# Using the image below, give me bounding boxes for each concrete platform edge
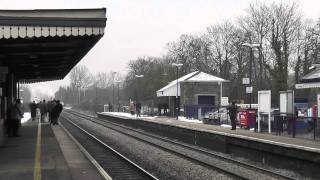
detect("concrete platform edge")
[54,123,112,180]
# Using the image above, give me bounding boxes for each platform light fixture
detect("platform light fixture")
[172,63,183,120]
[242,42,260,109]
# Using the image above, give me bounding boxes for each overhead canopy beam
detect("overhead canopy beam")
[0,8,107,83]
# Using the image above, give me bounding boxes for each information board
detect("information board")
[279,93,287,114]
[258,90,271,113]
[221,97,229,106]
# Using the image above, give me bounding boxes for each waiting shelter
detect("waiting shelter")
[0,8,107,145]
[156,71,228,119]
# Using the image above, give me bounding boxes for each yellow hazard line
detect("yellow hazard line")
[34,120,42,180]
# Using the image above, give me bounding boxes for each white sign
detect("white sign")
[258,90,271,133]
[221,97,229,106]
[246,86,253,93]
[317,94,320,118]
[279,93,287,114]
[242,78,250,85]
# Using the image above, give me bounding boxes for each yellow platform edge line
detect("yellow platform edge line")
[34,121,42,180]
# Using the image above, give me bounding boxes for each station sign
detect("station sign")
[221,97,229,106]
[246,86,253,93]
[242,78,250,85]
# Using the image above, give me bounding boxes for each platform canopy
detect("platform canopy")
[156,71,227,97]
[0,8,106,83]
[295,65,320,89]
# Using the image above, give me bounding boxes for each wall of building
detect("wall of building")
[180,82,221,107]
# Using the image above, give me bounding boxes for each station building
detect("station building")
[0,8,107,145]
[156,71,228,118]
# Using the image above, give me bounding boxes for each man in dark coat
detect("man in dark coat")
[227,101,238,130]
[30,101,37,121]
[136,102,141,117]
[51,100,63,125]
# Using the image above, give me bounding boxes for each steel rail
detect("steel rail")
[65,110,297,180]
[61,114,159,180]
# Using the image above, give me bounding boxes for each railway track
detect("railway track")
[60,114,159,180]
[63,110,297,180]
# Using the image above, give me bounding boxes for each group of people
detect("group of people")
[30,99,63,125]
[157,103,169,116]
[129,101,141,117]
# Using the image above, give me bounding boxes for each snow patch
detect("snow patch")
[21,112,31,124]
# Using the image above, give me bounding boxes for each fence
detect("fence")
[271,113,319,140]
[184,105,217,120]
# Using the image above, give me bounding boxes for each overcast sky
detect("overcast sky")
[5,0,319,98]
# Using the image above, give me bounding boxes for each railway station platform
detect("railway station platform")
[97,112,320,178]
[0,118,104,180]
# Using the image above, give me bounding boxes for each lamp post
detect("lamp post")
[135,74,144,116]
[115,80,121,112]
[135,74,144,103]
[172,63,183,120]
[242,43,260,109]
[112,72,117,112]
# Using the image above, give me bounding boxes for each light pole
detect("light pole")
[135,74,144,103]
[172,63,183,120]
[135,74,144,116]
[115,80,121,112]
[112,72,116,112]
[242,43,259,109]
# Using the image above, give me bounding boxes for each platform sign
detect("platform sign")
[221,97,229,106]
[279,90,294,115]
[242,78,250,85]
[258,90,271,133]
[246,86,253,94]
[280,93,287,114]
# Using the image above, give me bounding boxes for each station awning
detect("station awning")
[295,82,320,89]
[0,8,106,83]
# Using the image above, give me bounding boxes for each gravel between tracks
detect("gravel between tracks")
[64,115,234,180]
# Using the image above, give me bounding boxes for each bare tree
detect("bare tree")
[69,65,92,89]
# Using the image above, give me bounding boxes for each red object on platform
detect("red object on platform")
[239,109,248,127]
[239,109,257,128]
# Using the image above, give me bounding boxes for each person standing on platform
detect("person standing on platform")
[227,101,238,130]
[30,101,37,121]
[129,101,135,115]
[9,99,24,137]
[136,102,141,117]
[163,103,168,116]
[51,100,63,125]
[39,100,48,122]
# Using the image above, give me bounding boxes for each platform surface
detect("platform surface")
[0,117,104,180]
[100,112,320,153]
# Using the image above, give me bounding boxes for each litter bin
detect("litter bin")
[239,109,248,128]
[239,109,257,129]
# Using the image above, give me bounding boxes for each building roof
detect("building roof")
[0,8,106,83]
[156,71,227,97]
[184,71,228,82]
